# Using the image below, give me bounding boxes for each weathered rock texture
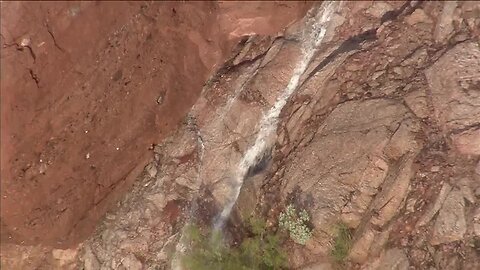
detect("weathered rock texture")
[2,1,480,270]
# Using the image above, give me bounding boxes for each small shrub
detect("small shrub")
[182,218,287,270]
[330,222,352,263]
[278,204,313,245]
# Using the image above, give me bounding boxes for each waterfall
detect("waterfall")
[213,1,337,230]
[172,2,338,268]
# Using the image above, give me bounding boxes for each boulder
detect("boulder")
[451,128,480,156]
[405,9,433,25]
[434,1,457,43]
[384,119,421,160]
[83,246,100,270]
[404,90,429,119]
[376,248,410,270]
[430,190,466,245]
[370,154,415,227]
[366,2,394,19]
[425,42,480,131]
[417,183,452,227]
[120,254,142,270]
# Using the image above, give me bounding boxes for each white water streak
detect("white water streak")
[173,2,337,268]
[214,1,337,230]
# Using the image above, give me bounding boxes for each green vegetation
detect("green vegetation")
[330,222,352,264]
[278,204,313,245]
[182,218,287,270]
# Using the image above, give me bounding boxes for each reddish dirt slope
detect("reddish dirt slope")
[0,1,311,247]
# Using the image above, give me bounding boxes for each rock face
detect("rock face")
[284,99,408,231]
[3,1,480,270]
[271,1,479,268]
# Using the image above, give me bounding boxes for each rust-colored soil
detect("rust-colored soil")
[0,1,310,248]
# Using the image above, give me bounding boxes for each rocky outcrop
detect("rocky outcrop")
[430,190,467,245]
[273,1,479,268]
[3,1,480,269]
[425,41,480,133]
[73,124,203,269]
[380,248,410,270]
[71,1,480,269]
[451,128,480,156]
[77,5,341,269]
[417,183,452,227]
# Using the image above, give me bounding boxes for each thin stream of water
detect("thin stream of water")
[213,1,337,230]
[172,2,337,268]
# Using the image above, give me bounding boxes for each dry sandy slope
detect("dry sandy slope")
[0,1,311,248]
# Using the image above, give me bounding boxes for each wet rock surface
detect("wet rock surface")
[2,1,480,269]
